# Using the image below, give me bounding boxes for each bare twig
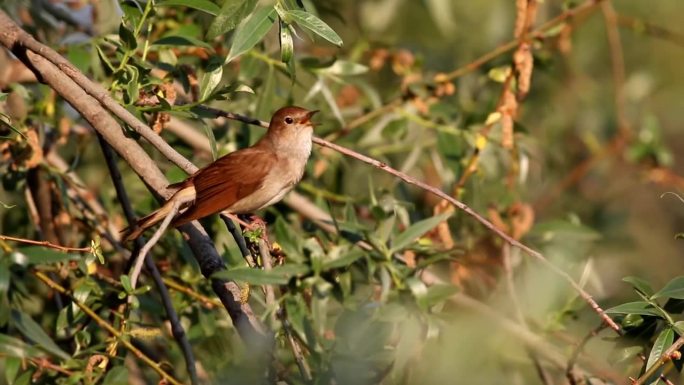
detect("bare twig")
[0,234,90,253]
[200,105,621,332]
[162,277,223,309]
[33,271,184,385]
[98,136,200,385]
[616,14,684,48]
[633,335,684,385]
[0,16,268,344]
[601,0,631,138]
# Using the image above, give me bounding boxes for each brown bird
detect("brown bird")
[122,106,318,241]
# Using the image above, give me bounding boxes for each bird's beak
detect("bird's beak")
[303,110,319,125]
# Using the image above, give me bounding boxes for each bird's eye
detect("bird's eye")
[284,116,294,124]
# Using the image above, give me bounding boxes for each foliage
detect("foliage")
[1,0,684,384]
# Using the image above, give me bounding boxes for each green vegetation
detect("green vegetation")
[1,0,684,384]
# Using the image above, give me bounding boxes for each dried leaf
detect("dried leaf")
[513,42,533,100]
[498,88,518,149]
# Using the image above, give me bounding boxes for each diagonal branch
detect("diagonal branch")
[0,13,269,346]
[200,105,621,333]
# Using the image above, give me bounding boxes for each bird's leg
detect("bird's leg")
[222,212,265,232]
[240,214,271,251]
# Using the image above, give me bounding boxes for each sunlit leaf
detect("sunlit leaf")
[605,301,662,317]
[157,0,221,15]
[225,7,277,64]
[623,276,654,296]
[199,58,224,102]
[644,327,674,384]
[207,0,258,39]
[285,10,343,47]
[12,247,78,265]
[391,212,452,252]
[0,333,42,359]
[213,264,310,285]
[652,276,684,299]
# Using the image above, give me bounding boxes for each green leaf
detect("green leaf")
[318,60,368,77]
[420,284,459,308]
[391,212,452,252]
[225,7,277,64]
[102,366,129,385]
[4,356,20,384]
[118,23,137,50]
[605,301,662,317]
[285,10,343,47]
[652,276,684,299]
[13,247,78,265]
[157,0,221,15]
[199,59,224,102]
[322,248,365,271]
[120,275,133,294]
[0,333,42,359]
[623,276,654,296]
[202,121,218,160]
[673,321,684,336]
[11,310,70,360]
[279,20,295,79]
[207,0,258,39]
[213,264,309,285]
[152,35,214,50]
[644,327,674,384]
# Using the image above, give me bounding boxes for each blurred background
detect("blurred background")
[1,0,684,384]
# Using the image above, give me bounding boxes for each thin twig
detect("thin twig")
[201,105,621,332]
[33,271,184,385]
[0,18,268,343]
[442,0,603,81]
[0,234,90,252]
[633,335,684,385]
[98,135,200,385]
[162,277,223,309]
[601,0,631,138]
[130,201,181,289]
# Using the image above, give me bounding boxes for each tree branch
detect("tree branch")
[0,12,268,346]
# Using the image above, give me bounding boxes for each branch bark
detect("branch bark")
[0,11,268,346]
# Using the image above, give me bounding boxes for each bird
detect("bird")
[122,106,318,241]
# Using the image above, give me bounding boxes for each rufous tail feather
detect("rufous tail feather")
[121,200,174,242]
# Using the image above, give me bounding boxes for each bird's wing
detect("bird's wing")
[171,147,276,227]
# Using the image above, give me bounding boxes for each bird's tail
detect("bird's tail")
[121,200,175,242]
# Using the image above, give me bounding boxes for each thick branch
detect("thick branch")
[0,14,267,345]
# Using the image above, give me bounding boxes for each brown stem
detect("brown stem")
[0,234,90,252]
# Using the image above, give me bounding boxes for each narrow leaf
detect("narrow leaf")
[0,333,42,359]
[279,20,295,80]
[13,247,78,265]
[285,10,343,47]
[199,59,224,102]
[605,301,662,317]
[652,276,684,299]
[644,328,674,384]
[623,276,654,296]
[225,7,277,64]
[152,35,214,50]
[157,0,221,15]
[11,310,70,360]
[213,264,309,285]
[391,212,452,252]
[207,0,258,39]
